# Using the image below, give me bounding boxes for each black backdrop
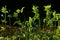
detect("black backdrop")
[0,0,60,16]
[0,0,60,25]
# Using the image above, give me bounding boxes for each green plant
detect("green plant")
[8,14,12,26]
[0,27,6,31]
[13,7,25,26]
[32,5,40,30]
[1,5,60,40]
[0,5,8,26]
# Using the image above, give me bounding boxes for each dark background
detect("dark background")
[0,0,60,25]
[0,0,60,12]
[0,0,60,17]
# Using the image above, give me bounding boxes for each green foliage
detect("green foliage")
[16,9,20,13]
[0,5,8,26]
[44,5,51,11]
[0,5,60,40]
[1,5,8,13]
[1,19,7,24]
[21,7,25,13]
[0,27,6,31]
[32,5,39,14]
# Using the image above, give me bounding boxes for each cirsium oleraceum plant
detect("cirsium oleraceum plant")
[0,5,60,40]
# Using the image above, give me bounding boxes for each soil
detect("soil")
[0,24,20,37]
[0,24,56,37]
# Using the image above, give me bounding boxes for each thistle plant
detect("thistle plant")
[28,17,33,32]
[52,10,58,21]
[0,5,8,26]
[8,14,12,26]
[52,11,60,30]
[55,14,60,26]
[0,5,60,40]
[13,7,25,26]
[32,5,39,21]
[43,5,53,30]
[54,14,60,36]
[32,5,40,30]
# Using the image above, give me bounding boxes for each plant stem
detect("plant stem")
[58,20,60,26]
[9,17,11,26]
[39,18,41,30]
[5,13,6,26]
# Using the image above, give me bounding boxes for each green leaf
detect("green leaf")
[1,27,6,31]
[13,12,18,18]
[47,19,53,27]
[44,5,51,11]
[29,17,33,24]
[1,19,7,23]
[57,26,60,31]
[56,14,60,19]
[8,15,12,17]
[1,5,8,13]
[32,5,39,14]
[13,20,21,25]
[21,7,25,13]
[53,10,56,17]
[16,9,20,13]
